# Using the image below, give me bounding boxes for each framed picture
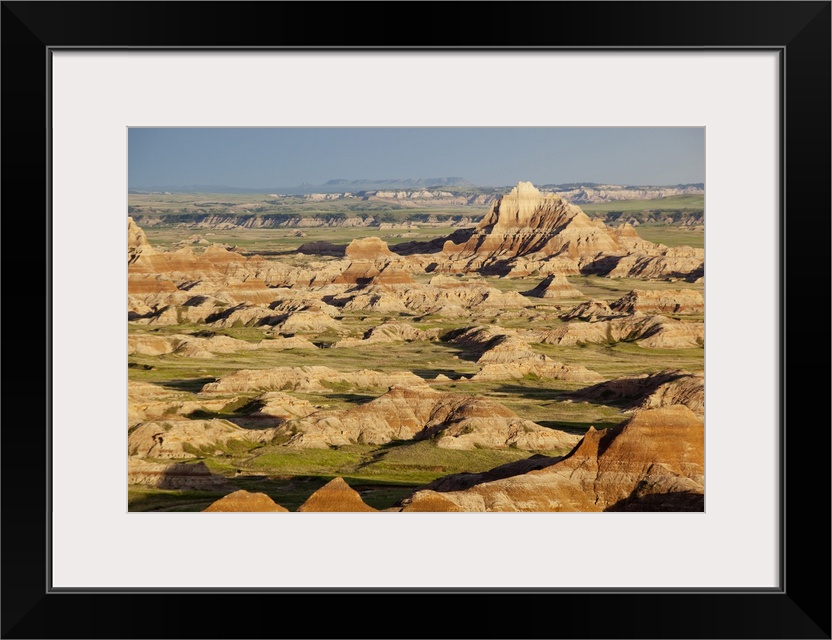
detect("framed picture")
[2,2,829,638]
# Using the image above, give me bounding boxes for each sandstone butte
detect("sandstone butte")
[334,236,414,285]
[202,490,289,512]
[401,406,704,512]
[436,181,702,280]
[296,477,377,512]
[442,181,628,263]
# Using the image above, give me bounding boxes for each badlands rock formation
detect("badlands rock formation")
[275,386,580,451]
[334,322,440,348]
[128,380,232,427]
[128,216,155,263]
[533,314,704,349]
[128,419,275,459]
[334,236,414,285]
[402,406,704,512]
[426,182,702,280]
[445,326,604,381]
[201,366,427,394]
[128,459,234,491]
[442,182,624,271]
[575,370,704,416]
[610,289,704,315]
[296,477,377,512]
[128,188,704,513]
[203,490,289,512]
[128,333,317,358]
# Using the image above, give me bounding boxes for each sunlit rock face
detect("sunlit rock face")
[402,406,704,512]
[443,182,622,264]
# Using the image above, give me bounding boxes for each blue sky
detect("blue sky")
[128,127,704,189]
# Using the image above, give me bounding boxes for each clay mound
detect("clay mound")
[446,326,531,360]
[341,291,411,314]
[203,490,288,512]
[470,359,604,384]
[275,310,343,335]
[401,406,703,512]
[576,370,704,416]
[249,392,318,422]
[442,181,624,265]
[177,234,209,246]
[330,237,415,286]
[128,334,176,356]
[207,304,279,328]
[278,386,580,451]
[201,366,427,394]
[128,419,276,459]
[128,459,234,491]
[330,283,528,315]
[345,236,394,260]
[608,245,704,281]
[533,322,610,346]
[524,275,584,299]
[560,299,615,321]
[539,314,704,349]
[334,322,437,347]
[296,477,377,512]
[127,380,236,426]
[610,289,704,315]
[621,315,703,349]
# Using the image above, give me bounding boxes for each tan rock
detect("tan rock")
[607,245,704,281]
[128,419,275,459]
[345,236,394,260]
[576,370,704,416]
[128,216,155,264]
[128,459,234,491]
[296,478,377,512]
[539,314,704,349]
[610,289,704,315]
[249,392,318,422]
[277,386,580,451]
[201,366,427,394]
[275,310,343,335]
[402,406,704,512]
[470,359,603,383]
[442,182,624,269]
[203,490,289,512]
[560,299,614,321]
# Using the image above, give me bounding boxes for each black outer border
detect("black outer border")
[1,2,829,638]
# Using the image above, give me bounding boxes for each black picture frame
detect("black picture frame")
[2,2,829,638]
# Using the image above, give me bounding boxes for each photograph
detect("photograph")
[3,0,829,635]
[127,127,706,513]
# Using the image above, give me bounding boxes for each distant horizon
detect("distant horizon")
[128,178,706,194]
[129,128,705,191]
